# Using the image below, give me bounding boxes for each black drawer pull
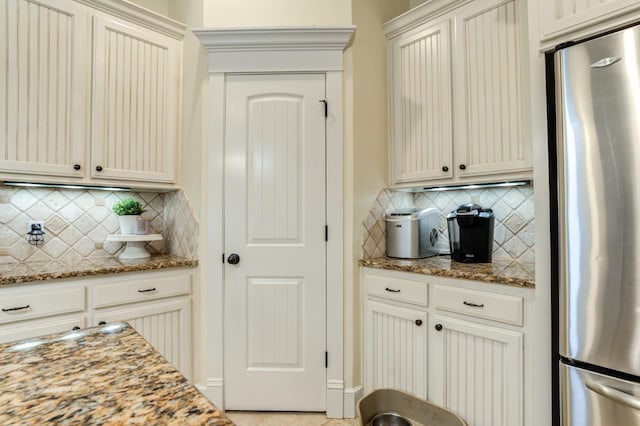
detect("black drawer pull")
[385,287,401,293]
[72,326,81,331]
[2,305,31,312]
[138,288,157,293]
[463,301,484,308]
[98,321,107,326]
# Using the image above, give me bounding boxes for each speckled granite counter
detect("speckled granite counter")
[0,255,198,287]
[359,256,535,288]
[0,322,233,425]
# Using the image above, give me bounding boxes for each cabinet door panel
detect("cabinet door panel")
[94,298,191,379]
[0,314,85,344]
[454,0,530,177]
[91,15,179,183]
[0,0,86,177]
[431,315,523,426]
[541,0,640,42]
[364,300,427,398]
[390,20,453,184]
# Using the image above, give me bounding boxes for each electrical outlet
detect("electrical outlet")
[28,220,44,233]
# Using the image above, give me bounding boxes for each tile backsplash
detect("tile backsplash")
[361,184,535,263]
[0,185,199,263]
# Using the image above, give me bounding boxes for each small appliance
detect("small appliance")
[385,208,439,259]
[447,203,494,263]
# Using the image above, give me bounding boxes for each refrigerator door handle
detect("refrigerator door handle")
[586,381,640,410]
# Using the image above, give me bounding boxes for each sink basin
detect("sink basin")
[358,389,466,426]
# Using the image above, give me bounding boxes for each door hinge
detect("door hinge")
[319,99,328,117]
[222,253,225,263]
[325,351,328,368]
[325,225,328,242]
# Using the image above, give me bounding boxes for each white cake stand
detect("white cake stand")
[106,234,163,259]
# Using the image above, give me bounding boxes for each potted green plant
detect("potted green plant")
[112,197,146,234]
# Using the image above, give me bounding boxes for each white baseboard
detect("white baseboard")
[343,385,364,419]
[196,378,224,411]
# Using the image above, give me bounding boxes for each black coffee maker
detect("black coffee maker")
[447,203,494,263]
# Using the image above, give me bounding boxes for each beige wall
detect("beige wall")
[202,0,352,26]
[346,0,410,389]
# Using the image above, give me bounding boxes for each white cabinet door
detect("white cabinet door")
[93,297,191,379]
[0,0,87,178]
[389,20,453,184]
[430,315,523,426]
[91,15,180,183]
[453,0,531,178]
[364,299,428,399]
[540,0,640,43]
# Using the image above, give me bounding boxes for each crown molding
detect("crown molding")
[193,26,355,52]
[75,0,186,39]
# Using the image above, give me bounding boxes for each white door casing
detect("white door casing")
[194,26,354,417]
[223,74,327,411]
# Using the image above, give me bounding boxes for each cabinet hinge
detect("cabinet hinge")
[325,351,328,368]
[325,225,328,242]
[222,253,225,263]
[319,100,328,117]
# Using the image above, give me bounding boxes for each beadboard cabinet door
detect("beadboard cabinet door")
[540,0,640,47]
[388,19,453,184]
[453,0,531,178]
[363,299,428,399]
[90,15,180,184]
[0,0,88,178]
[430,315,523,426]
[93,297,191,380]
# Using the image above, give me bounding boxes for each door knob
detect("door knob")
[435,323,443,331]
[459,164,466,170]
[73,164,81,170]
[95,165,103,172]
[227,253,240,265]
[442,165,449,172]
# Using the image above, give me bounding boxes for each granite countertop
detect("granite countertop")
[359,256,535,288]
[0,322,233,425]
[0,255,198,287]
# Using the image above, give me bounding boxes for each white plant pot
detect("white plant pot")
[118,215,140,235]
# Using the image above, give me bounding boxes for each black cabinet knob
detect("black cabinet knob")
[415,319,423,326]
[73,164,81,170]
[227,253,240,265]
[98,321,106,326]
[459,164,466,170]
[435,323,443,331]
[95,165,103,172]
[442,166,449,172]
[72,326,81,330]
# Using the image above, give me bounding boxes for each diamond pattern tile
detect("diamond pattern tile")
[360,185,535,262]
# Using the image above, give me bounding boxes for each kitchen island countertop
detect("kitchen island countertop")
[0,255,198,287]
[359,256,535,288]
[0,322,233,425]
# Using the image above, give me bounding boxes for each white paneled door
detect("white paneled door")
[223,74,327,411]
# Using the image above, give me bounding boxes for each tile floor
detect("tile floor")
[224,412,360,426]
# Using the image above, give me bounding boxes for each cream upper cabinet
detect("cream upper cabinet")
[91,15,180,184]
[539,0,640,49]
[385,0,532,188]
[453,0,530,179]
[388,19,453,183]
[0,0,88,179]
[0,0,184,189]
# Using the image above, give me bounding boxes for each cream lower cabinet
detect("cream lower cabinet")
[0,269,193,380]
[364,300,428,399]
[362,267,530,426]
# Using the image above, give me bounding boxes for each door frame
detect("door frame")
[195,26,355,418]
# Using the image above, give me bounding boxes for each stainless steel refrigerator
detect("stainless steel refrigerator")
[554,23,640,425]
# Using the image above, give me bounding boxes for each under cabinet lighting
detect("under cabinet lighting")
[397,180,530,193]
[3,181,130,191]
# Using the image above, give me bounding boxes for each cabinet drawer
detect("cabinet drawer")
[433,285,523,326]
[93,273,190,308]
[0,287,85,324]
[366,273,428,306]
